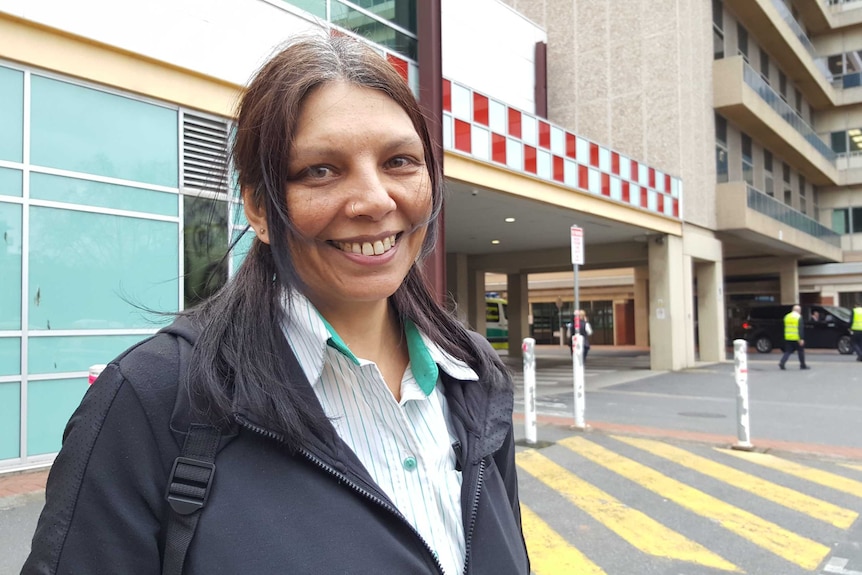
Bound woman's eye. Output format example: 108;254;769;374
307;166;332;179
386;156;414;169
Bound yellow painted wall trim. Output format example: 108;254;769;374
0;13;241;117
444;152;682;237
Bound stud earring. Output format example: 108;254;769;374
259;228;266;235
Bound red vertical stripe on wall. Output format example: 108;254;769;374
442;79;451;112
454;119;471;153
621;181;630;203
386;54;409;83
640;187;648;207
590;143;599;167
601;173;610;196
649;168;656;189
492;133;506;164
674;200;680;218
524;145;537;173
539;121;551;149
553;155;564;182
473;93;489;126
611;152;620;175
578;165;589;189
666;174;673;194
508;108;521;138
566;133;576;158
657;193;665;214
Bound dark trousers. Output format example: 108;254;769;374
779;341;806;368
852;331;862;358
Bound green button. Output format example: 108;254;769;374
403;456;417;471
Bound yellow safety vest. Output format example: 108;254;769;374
853;308;862;332
783;312;800;341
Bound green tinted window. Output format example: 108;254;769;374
0;66;24;162
351;0;416;33
0;381;20;460
331;0;417;59
27;378;89;455
0;167;23;198
282;0;326;17
30;76;179;186
31;172;179;216
184;195;228;308
0;338;20;376
0;202;22;330
28;334;149;374
29;206;178;330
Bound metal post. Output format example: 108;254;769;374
732;339;753;450
522;338;537;445
572;333;586;430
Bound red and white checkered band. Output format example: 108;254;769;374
441;78;682;220
382;51;419;96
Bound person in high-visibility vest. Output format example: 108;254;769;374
779;304;809;370
851;304;862;361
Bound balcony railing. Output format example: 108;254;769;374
746;185;841;246
769;0;835;83
742;62;838;163
826;0;862;8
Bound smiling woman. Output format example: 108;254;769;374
23;33;529;575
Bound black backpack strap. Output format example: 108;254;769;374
162;423;221;575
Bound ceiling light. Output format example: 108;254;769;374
491;239;501;245
853;135;862;141
850;129;861;136
504;217;516;223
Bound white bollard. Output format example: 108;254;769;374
732;339;753;450
572;333;586;430
522;338;537;445
88;364;107;385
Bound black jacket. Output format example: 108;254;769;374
23;317;529;574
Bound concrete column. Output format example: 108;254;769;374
648;235;687;371
445;253;470;323
467;268;486;337
633;266;650;346
778;257;799;304
683;254;695;366
506;272;529;360
696;260;725;362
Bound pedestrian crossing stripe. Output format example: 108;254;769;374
718;449;862;498
519;504;607;575
839;462;862;473
516;449;741;572
614;435;858;529
560;436;831;571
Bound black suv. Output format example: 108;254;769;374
742;304;854;354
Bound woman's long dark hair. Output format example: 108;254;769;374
185;33;507;448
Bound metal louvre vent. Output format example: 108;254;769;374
182;112;230;193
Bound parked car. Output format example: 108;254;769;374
742;304;854;354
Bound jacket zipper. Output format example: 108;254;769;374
234;414;448;575
462;458;485;575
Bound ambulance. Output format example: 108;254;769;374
485;295;509;350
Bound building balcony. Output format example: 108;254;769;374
716;182;842;262
724;0;835;108
714;56;839;186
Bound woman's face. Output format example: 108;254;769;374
284;81;432;312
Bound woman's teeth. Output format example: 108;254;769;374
337;234;397;256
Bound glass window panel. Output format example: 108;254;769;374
184;196;228;309
281;0;325;18
853;207;862;233
713;29;724;60
27;378;89;456
331;0;417;60
0;381;20;460
0;66;24;162
30;172;178;216
0;202;22;330
712;0;723;29
29;206;178;330
764;149;773;172
716;146;728;183
0;167;23;198
715;114;727;145
828;54;844;78
30;76;179;187
28;334;147;374
833;208;848;234
760;49;770;82
765;174;774;197
349;0;416;33
741;134;752;163
742;161;754;186
737;24;748;60
832;131;848;153
0;338;20;376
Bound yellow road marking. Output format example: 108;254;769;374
561;437;830;571
615;436;858;529
839;463;862;473
719;449;862;498
516;449;740;572
520;504;607;575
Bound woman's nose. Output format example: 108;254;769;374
348;167;396;220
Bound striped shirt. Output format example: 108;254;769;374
281;291;478;575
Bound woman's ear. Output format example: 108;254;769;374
242;186;270;245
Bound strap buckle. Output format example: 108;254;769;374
165;456;216;515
